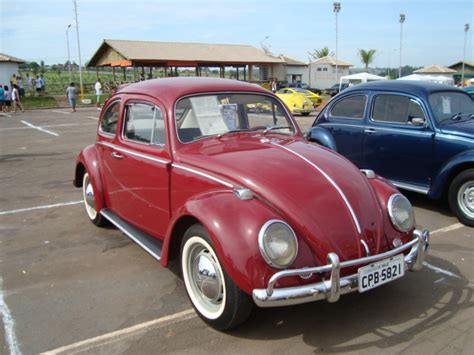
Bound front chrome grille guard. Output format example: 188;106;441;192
252;229;429;307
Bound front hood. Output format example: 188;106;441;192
177;135;388;263
440;120;474;140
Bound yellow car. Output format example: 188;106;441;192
276;88;315;115
295;88;323;108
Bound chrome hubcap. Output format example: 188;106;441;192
458;181;474;218
192;251;222;302
83;173;97;220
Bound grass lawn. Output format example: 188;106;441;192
21;96;58;109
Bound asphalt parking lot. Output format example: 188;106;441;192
0;108;473;354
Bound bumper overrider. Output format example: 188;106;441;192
252;229;429;307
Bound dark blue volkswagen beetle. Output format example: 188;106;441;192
309;81;474;226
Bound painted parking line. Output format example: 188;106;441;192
423;262;463;279
0;122;96;132
51;110;71;115
0;200;82;216
88;116;99;120
0;277;21;355
0;113;12;118
430;223;465;236
40;309;196;354
20;120;59;137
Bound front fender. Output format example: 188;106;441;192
429;149;474;199
73;144;106;213
307;126;338;151
161;190;315;295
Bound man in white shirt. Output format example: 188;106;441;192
95;79;102;109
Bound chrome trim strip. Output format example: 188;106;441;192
97;141;170;165
436;134;473;144
390;180;429;194
273;143;362;234
100;210;161;262
171;163;234;188
360;239;370;256
365;125;432;136
253;229;429;307
319;122;364;129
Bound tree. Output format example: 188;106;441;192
358;49;377;72
29;61;40;75
308;47;335;60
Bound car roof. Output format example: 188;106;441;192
342;80;465;97
116;77;270;103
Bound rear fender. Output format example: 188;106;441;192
161;191;315;294
73;144;106;213
306;126;338;151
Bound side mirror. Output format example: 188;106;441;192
411;117;426;127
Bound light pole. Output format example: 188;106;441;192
461;23;470;86
66;24;72;83
334;2;341;85
73;0;84;100
399;13;405;78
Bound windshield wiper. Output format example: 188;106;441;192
216;128;260;139
262;126;292;135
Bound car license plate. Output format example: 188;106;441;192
358;254;404;293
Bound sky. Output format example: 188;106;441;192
0;0;473;68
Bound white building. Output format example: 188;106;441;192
271;56;309;84
413;64;457;80
308;56;352;89
0;53;25;87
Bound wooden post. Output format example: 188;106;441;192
123;67;126;81
95;67;99;79
249;64;253;81
243;66;247;81
113;66;116;82
149;67;153;79
236;67;239;80
222;65;225;79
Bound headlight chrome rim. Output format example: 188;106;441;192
258;219;298;269
388;194;415;233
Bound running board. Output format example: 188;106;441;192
100;208;162;261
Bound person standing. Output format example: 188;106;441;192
35;75;42;96
3;85;11;112
271;78;278;93
66;82;77;113
11;84;25;113
17;76;25;97
40;74;46;95
94;78;102;109
0;85;4;113
10;74;18;88
26;73;33;95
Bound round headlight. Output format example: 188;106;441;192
258;220;298;269
388;194;415;232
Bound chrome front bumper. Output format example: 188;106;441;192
252;229;429;307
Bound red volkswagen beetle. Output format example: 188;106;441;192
74;78;429;330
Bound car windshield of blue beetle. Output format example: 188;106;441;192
429;92;474;124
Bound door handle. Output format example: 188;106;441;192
111;151;124;159
364;128;377;135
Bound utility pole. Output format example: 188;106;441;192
461;23;470;86
73;0;84;100
334;2;341;85
66;24;72;83
399;13;405;78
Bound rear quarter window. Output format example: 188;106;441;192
330;95;367;119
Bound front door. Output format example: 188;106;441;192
363;93;434;188
320;94;368;166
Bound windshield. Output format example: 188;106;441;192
429;92;474;124
175;93;295;143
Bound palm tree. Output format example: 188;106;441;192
358;49;377;72
309;47;335;60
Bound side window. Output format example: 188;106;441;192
100;101;120;135
330;95;367;119
123;103;166;145
372;95;424;124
